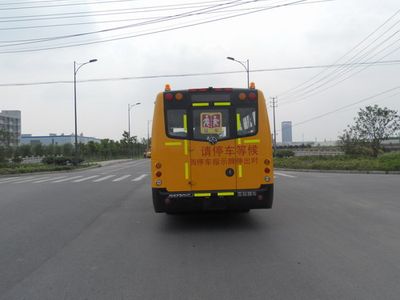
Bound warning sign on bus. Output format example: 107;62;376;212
200;112;222;134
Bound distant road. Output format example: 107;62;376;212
0;161;399;299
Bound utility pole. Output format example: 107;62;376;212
271;97;278;152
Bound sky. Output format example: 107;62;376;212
1;0;400;143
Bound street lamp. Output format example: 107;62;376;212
73;58;97;161
128;102;141;158
226;56;250;88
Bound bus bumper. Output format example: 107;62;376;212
152;185;273;213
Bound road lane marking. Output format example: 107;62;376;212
34;176;67;183
53;176;83;183
132;174;148;181
73;175;100;182
93;175;116;182
0;176;35;184
12;176;50;184
275;172;296;178
113;175;131;182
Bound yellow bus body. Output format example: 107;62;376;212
151;86;274;213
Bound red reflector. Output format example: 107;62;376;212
155;163;162;169
155;171;162;177
249;92;257;100
165;93;173;101
264;168;270;173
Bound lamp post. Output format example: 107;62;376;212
226;56;249;88
73;59;97;161
128;102;141;158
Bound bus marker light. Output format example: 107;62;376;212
155;171;162;177
249;92;257;100
156;179;162;186
264;176;270;182
175;93;183;101
165;93;173;101
250;82;256;89
264;167;270;173
165;84;171;91
155;162;162;169
239;92;247;100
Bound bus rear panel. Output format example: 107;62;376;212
151;86;274;213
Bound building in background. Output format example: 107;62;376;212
0;110;21;146
281;121;292;144
21;133;100;145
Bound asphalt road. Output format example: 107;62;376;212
0;160;399;300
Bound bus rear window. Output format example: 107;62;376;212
193;108;230;141
237;107;257;137
166;109;187;138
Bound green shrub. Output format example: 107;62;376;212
274;149;295;158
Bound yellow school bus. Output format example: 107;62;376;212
151;83;274;213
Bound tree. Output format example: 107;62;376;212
339;105;400;157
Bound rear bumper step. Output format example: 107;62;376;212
152;185;273;213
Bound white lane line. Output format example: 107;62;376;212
73;175;100;182
132;174;148;182
93;175;116;182
34;176;67;183
103;160;148;173
12;176;50;184
275;172;296;178
0;176;34;184
53;176;83;183
112;175;131;182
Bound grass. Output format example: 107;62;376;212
274;152;400;172
0;162;97;175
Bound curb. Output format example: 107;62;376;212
275;168;400;175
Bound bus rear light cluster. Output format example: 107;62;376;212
164;92;184;102
238;92;257;101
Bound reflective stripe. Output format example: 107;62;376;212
238;165;243;178
218;192;234;196
192;103;209;107
164;142;182;146
194;193;211;197
184;140;189;155
184;162;189;180
214;102;231;106
236;113;242;130
237;138;242;145
244;139;260;144
183;114;187;132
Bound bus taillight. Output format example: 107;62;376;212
249;92;257;100
165;93;173;101
175;93;183;101
264;167;271;174
155;171;162;177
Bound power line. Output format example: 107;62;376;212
291;85;400;128
1;59;399;87
278;8;400;101
0;0;334;54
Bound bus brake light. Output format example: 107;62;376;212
165;93;173;101
249;92;257;100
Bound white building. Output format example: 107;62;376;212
0;110;21;146
281;121;292;144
